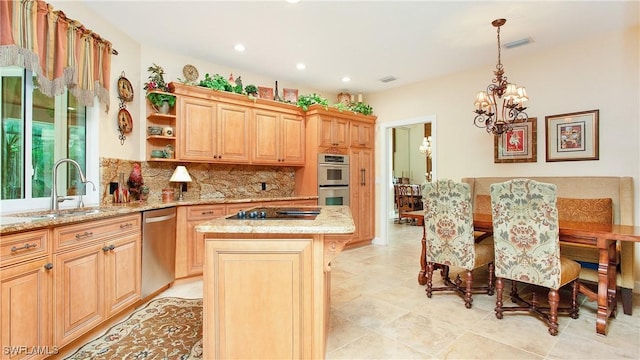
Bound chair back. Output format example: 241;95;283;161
490;179;561;289
423;179;475;270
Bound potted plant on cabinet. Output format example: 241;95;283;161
245;84;258;97
144;63;176;114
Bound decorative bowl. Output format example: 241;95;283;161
147;126;163;136
150;149;166;158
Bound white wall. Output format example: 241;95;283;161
369;26;640;290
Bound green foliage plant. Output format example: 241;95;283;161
144;63;169;92
296;93;329;112
348;101;373;115
147;92;176;108
143;63;176;108
244;84;258;96
199;73;232;91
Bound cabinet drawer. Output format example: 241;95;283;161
0;229;49;267
186;204;226;221
53;214;141;252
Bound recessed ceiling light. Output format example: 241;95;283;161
286;0;300;4
296;63;306;70
342;76;351;83
234;43;246;52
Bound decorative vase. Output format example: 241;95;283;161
158;101;170;114
273;81;282;102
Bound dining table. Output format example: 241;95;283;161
407;209;640;336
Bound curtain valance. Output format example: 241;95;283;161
0;0;112;111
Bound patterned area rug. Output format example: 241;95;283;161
64;297;203;360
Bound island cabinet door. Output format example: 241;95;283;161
203;238;313;359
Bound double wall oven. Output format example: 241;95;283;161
318;154;349;206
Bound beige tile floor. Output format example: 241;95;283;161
67;221;640;359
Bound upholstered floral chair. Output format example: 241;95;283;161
490;179;581;335
422;179;494;309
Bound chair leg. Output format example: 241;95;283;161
548;289;560;336
621;287;633;315
495;277;504;319
487;262;495;296
570;280;580;319
464;270;473;309
426;262;434;298
509;280;519;303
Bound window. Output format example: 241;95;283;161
1;66;99;213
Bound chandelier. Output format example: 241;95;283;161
474;19;529;135
419;136;432;158
419;136;432;182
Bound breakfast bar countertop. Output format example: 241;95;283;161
195;205;355;234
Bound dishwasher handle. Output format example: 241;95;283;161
144;212;176;224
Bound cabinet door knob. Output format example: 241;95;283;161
44;263;54;270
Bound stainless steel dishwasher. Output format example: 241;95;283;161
141;207;177;298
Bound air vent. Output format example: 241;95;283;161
379;76;397;83
504;37;533;49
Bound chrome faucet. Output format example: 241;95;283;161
50;158;96;211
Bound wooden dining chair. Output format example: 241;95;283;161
422;179;494;309
490;179;581;335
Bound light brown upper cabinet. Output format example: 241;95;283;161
252;109;305;166
178;97;250;163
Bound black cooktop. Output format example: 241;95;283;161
226;207;321;220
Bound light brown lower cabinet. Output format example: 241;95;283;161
203;236;319;359
0;256;53;360
53;214;141;348
175;204;226;278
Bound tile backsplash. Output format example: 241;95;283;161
100;158;296;204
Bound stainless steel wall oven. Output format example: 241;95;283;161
318;154;349;206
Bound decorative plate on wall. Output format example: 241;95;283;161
118;108;133;133
117;75;134;102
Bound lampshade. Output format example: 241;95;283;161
169;166;192;183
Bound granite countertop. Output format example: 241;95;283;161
0;195;317;235
195;205;355;234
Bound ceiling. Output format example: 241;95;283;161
80;1;639;95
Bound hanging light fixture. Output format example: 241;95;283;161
419;136;432;158
474;19;529;135
419;136;433;182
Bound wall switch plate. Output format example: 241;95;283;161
109;182;118;194
261;182;266;191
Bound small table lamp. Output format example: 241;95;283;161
169;166;192;201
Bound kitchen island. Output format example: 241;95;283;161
195;205;355;359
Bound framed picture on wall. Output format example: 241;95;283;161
494;117;537;163
545;109;599;162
